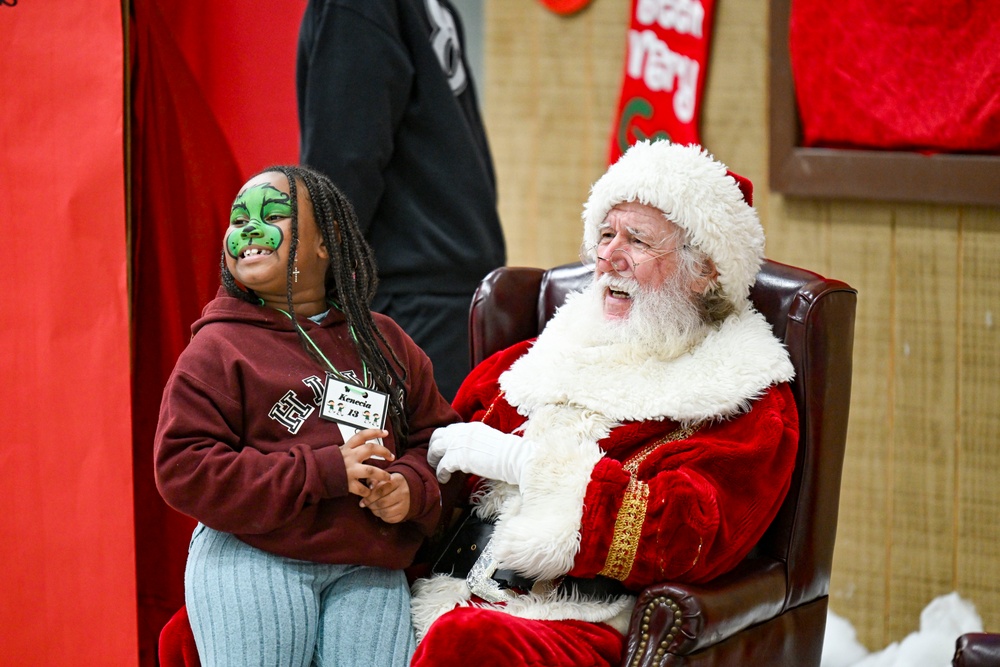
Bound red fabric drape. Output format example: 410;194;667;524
130;2;302;663
790;0;1000;153
1;0;136;663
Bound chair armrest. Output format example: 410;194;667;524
620;558;788;667
953;633;1000;667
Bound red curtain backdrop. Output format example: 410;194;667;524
0;1;137;664
130;2;303;663
790;0;1000;153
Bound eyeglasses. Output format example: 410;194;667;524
579;241;686;278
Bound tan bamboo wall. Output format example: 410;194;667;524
482;0;1000;651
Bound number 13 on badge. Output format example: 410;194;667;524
320;379;390;450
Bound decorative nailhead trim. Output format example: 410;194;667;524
629;596;682;667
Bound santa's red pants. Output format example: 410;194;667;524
411;606;625;667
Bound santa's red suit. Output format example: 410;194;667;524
410;283;798;666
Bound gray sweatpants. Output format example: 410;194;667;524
185;524;416;667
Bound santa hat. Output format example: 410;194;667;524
582;140;764;310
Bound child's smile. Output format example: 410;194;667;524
240;246;274;258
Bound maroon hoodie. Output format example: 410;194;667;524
154;293;460;568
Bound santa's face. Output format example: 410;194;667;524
594;202;690;321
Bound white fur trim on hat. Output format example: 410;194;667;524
582;141;764;309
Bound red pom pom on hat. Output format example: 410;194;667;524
726;169;753;207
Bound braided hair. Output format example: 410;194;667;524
221;165;410;449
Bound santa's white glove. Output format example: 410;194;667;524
428;422;537;485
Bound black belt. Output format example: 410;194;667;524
430;511;631;601
492;570;630;600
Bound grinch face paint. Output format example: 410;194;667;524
225;184;291;259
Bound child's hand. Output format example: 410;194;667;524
361;473;411;524
341;428;393;498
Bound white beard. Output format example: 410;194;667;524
500;272;794;424
580;271;711;361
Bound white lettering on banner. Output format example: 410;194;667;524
635;0;705;38
626;29;699;123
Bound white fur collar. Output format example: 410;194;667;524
500;289;794;425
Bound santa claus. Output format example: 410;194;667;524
411;140;799;667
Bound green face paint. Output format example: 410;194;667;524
225;184;291;259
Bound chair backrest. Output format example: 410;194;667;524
468;260;857;611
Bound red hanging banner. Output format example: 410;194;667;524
608;0;717;163
537;0;594;14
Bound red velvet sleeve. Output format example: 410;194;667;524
568;383;799;588
452;340;534;425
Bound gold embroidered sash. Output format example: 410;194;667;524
597;423;700;581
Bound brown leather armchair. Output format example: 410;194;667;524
468;260;858;667
953;633;1000;666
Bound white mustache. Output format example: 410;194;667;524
596;273;639;294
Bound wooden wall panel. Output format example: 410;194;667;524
956;207;1000;632
701;0;768;214
889;206;960;640
764;197;830;272
484;0;627;268
826;202;895;648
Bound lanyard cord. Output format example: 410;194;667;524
276;307;371;388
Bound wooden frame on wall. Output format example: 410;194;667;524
768;0;1000;207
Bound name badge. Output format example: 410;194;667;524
320;378;389;432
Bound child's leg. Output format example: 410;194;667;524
314;565;416;667
184;524;320;667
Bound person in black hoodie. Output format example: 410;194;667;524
297;0;506;401
155;165;460;666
